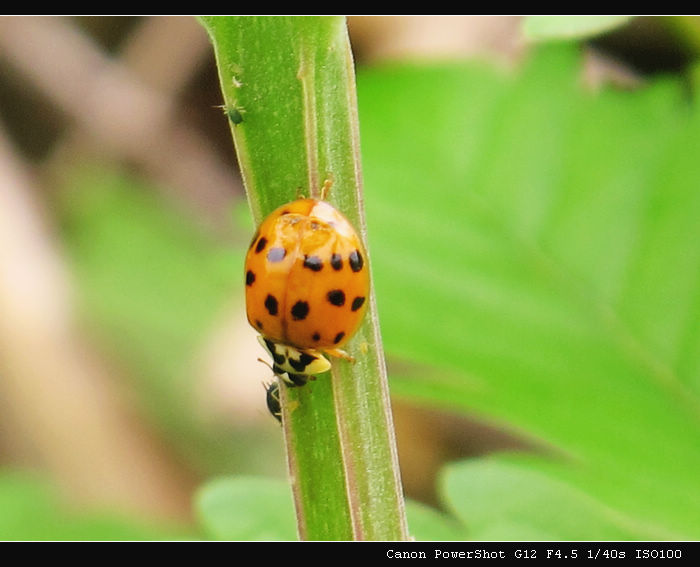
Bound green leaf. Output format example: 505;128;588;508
59;164;244;471
442;457;661;540
359;45;700;539
523;16;633;41
404;500;465;541
196;477;298;540
0;470;187;540
196;475;463;541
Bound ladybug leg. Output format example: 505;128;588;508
323;348;355;363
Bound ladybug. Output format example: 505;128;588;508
245;184;369;387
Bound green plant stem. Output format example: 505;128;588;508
200;15;408;541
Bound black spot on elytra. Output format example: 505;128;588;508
255;319;263;330
246;270;255;286
351;296;366;312
330;253;343;270
255;237;267;253
291;301;310;320
349;249;364;272
303;255;323;271
333;331;345;345
264;294;279;316
267;247;286;262
327;289;345;306
312;332;321;342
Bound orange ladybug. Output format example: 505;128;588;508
245;187;369;387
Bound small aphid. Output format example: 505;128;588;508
225;106;245;125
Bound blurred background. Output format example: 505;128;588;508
1;16;699;539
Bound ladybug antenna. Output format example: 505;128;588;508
257;357;275;373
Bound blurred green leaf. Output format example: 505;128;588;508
195;475;463;541
661;16;700;57
359;44;700;539
195;477;298;540
404;500;465;541
0;470;188;540
442;456;660;540
523;16;633;41
59;165;247;471
62;166;239;388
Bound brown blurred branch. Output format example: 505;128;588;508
119;16;210;93
348;16;525;63
0;119;196;520
0;16;240;233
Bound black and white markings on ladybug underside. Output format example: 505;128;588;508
258;336;331;387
